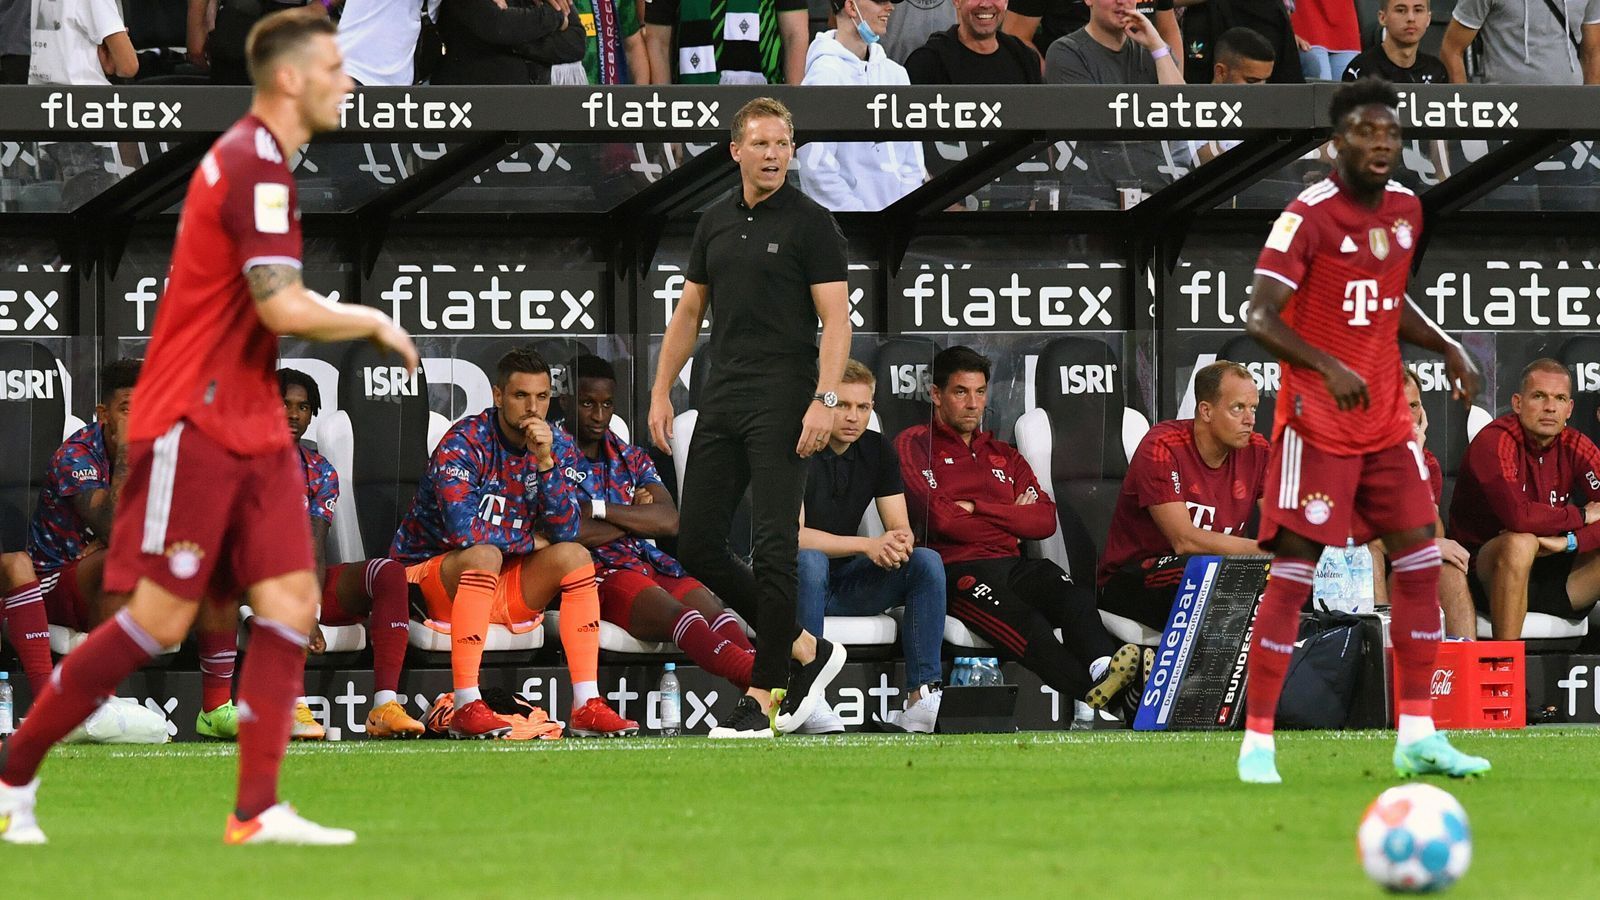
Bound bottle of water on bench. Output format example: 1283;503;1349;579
659;663;681;737
974;658;1002;687
0;672;12;736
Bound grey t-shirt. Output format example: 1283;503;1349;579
1452;0;1600;84
1;0;31;56
882;0;956;65
1044;28;1158;84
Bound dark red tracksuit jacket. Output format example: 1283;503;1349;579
1449;414;1600;555
894;417;1057;564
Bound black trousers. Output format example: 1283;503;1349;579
677;399;808;690
946;556;1121;701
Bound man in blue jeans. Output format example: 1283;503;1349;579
798;360;946;732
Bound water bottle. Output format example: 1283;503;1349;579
949;658;970;687
0;672;12;736
974;658;1003;687
1344;539;1376;613
658;663;681;737
986;657;1006;686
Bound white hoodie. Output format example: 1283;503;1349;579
799;31;927;212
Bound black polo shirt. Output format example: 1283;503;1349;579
1341;47;1448;84
686;181;847;412
803;430;905;539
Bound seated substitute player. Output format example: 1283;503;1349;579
27;358;244;741
1238;78;1488;784
1097;360;1270;631
556;355;759;694
1449;359;1600;640
279;368;424;739
896;345;1141;714
390;347;638;740
797;359;946;733
1368;367;1474;639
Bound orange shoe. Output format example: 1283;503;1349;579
423;693;454;736
481;688;563;741
569;697;639;738
365;700;425;739
291;702;326;741
448;698;511;740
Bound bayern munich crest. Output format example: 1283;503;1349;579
1301;493;1334;526
1393;219;1414;250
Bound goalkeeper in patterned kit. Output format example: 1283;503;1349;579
389;347;638;740
279;369;424;739
1;7;419;846
1237;78;1488;784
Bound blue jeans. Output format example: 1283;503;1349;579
796;547;945;689
1299;47;1359;81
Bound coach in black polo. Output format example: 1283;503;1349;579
648;97;853;739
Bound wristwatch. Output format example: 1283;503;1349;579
813;391;838;408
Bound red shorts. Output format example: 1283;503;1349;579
103;421;313;602
41;560;90;631
319;558;405;625
1259;426;1436;548
596;567;705;631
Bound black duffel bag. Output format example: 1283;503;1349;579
1276;610;1366;729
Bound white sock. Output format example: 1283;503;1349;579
573;681;600;705
454;686;482;706
1397;714;1437;746
1088;656;1111;681
373;690;398;707
1241;729;1275;756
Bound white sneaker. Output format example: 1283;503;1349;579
897;689;942;734
224;802;356;846
0;778;47;845
793;701;844;735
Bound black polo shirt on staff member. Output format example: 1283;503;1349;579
675;177;848;694
688;182;849;412
803;429;904;545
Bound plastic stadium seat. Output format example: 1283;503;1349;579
1474;613;1588;642
941;615;995;651
407;619;545;653
0;343;69;554
871;336;939;443
822;614;897;646
49;624;179;658
1011;336;1149;582
1098;610;1163;647
240;604;367;654
545;609;674;655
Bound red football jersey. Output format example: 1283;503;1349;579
1097;419;1270;585
1253;175;1421;456
127;114;301;457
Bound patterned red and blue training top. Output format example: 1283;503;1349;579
557;429;685;577
299;445;339;526
388;408;580;563
27;423;110;574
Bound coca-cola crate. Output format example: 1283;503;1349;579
1389;641;1525;730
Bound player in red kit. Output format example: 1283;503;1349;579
0;8;417;846
1236;79;1488;784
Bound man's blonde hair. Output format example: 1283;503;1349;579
731;97;794;143
841;359;875;388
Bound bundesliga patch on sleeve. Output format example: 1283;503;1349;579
1265;211;1303;253
254;182;291;235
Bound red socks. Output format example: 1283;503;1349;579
710;611;754;652
198;628;237;713
1243;558;1316;735
672;609;754;690
362;560;409;696
1;609;157;787
1389;542;1444;718
2;581;53;695
234;617;308;821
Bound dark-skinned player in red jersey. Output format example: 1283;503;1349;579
1237;78;1489;785
0;7;417;846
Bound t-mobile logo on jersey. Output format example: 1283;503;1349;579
1342;279;1399;326
476;494;525;531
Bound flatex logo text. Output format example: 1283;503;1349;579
41;92;181;129
868;93;1001;129
1396;91;1517;128
1108;92;1242;128
583;93;718;128
340;93;472;130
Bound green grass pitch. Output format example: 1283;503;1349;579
8;729;1599;898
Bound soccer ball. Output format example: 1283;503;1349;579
1357;783;1472;893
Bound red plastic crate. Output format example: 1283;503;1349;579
1389;641;1526;729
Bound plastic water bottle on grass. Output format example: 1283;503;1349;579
659;663;681;737
0;672;12;735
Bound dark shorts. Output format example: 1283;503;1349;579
103;421;313;602
1259;427;1435;549
1468;553;1578;619
1098;555;1192;631
41;560;90;631
596;567;705;632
